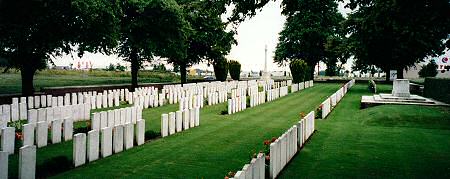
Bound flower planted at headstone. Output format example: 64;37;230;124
315;104;323;119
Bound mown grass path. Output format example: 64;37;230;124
279;84;450;178
44;83;340;178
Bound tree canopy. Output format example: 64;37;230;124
346;0;450;79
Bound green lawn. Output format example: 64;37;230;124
6;83;340;178
279;84;450;178
0;70;180;94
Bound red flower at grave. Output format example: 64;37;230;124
265;155;270;161
300;112;306;118
263;140;271;146
271;137;277;143
319;104;323;109
15;132;23;140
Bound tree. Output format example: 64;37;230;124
289;59;308;83
168;0;236;84
117;0;188;90
106;63;116;71
418;61;438;78
213;57;228;81
324;35;350;76
228;60;241;80
346;0;450;80
0;0;121;95
275;0;344;79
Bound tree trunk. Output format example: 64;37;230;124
385;69;390;81
130;48;139;92
180;61;187;85
20;65;37;96
396;68;404;79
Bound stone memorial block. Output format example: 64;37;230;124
100;127;113;158
20;97;26;104
46;107;54;124
100;111;107;129
27;97;34;109
2;105;11;122
37;108;45;122
102;94;108;108
135;120;145;146
73;133;86;167
51;119;62;144
107;110;115;127
1;127;15;154
113;125;124;153
91;113;100;131
52;97;58;108
195;107;200;126
71;93;77;105
40;95;47;108
168;112;176;135
114;110;121;126
83;103;90;120
36;121;48;148
159;93;164;106
125;107;132;124
22;124;35;147
183;110;190;130
108;94;113;107
161;114;169;137
119;108;126;125
227;99;232;114
19;102;27;120
137;107;142;122
87;130;99;162
114;93;120;107
64;118;73;141
64;94;71;106
34;96;40;108
189;108;195;128
46;95;52;107
131;107;137;124
27;109;37;124
175;111;183;132
11;103;19;121
269;142;277;178
90;96;96;109
392;79;410;97
0;151;8;179
234;171;244;179
57;96;63;107
19;145;36;179
124;123;134;150
96;94;102;109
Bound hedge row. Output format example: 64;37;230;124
423;78;450;104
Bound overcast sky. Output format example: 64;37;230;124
54;0;352;72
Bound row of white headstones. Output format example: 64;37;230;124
230;80;354;179
161;107;200;137
321;79;356;119
0;80;293;179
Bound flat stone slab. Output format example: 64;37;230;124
361;95;449;108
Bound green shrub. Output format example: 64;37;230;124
419;61;438;78
289;59;308;83
228;60;241;80
213;58;228;81
424;78;450;104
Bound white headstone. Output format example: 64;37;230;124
73;133;86;167
0;151;8;179
51;119;62;144
100;127;113;158
87;130;99;162
19;145;36;179
107;110;115;127
113;125;124;153
168;112;176;135
100;111;107;129
135;120;145;146
161;114;169;137
36;121;48;148
19;102;27;120
22;124;35;147
1;127;15;154
175;111;183;132
124;123;134;150
183;110;190;130
64;118;73;141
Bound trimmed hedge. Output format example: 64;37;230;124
213;58;228;81
289;59;308;83
424;78;450;104
228;60;241;80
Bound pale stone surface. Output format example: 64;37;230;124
51;119;62;144
1;127;15;154
34;96;40;109
11;103;19;121
2;105;11;122
243;164;252;179
96;94;102;109
58;96;64;107
19;145;36;179
161;114;169;137
195;107;200;126
120;108;126;125
27;109;37;124
87;130;99;162
64;118;73;141
135;120;145;146
84;104;90;120
113;125;124;153
27;97;34;109
257;153;265;179
64;94;70;106
73;133;86;167
392;79;410;97
114;110;121;126
37;108;45;122
131;107;137;124
101;127;113;158
169;112;176;135
183;110;190;130
125;107;132;124
19;102;27;120
269;142;277;179
36;121;48;148
100;111;107;129
102;94;108;108
234;171;244;179
22;124;35;147
189;108;195;128
46;107;54;124
107;110;115;127
175;111;183;132
53;107;61;121
123;123;134;150
92;113;100;131
0;151;8;179
52;97;58;108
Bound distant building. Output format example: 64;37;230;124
404;50;450;79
